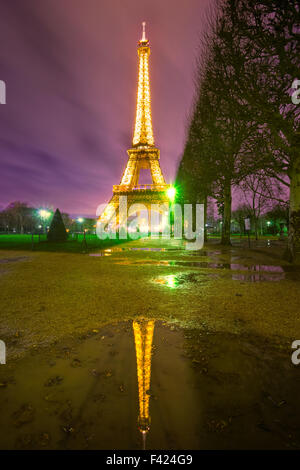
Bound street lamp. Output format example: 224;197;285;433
166;186;176;236
76;217;84;240
39;209;51;234
77;218;88;252
166;186;176;202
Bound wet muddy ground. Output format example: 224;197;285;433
0;321;299;449
0;238;299;449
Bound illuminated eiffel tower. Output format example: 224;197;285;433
133;319;155;449
99;23;170;227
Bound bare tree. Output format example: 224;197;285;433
240;172;285;239
217;0;299;260
4;201;35;233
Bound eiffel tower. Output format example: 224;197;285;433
133;319;155;449
99;22;171;227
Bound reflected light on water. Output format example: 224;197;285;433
154;274;179;289
133;319;155;449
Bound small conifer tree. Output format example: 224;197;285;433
47;208;68;242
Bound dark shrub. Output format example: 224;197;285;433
47;208;68;242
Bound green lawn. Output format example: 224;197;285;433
0;233;131;253
0;232;283;253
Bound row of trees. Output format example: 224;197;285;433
216;203;288;238
176;0;299;261
0;201;96;234
204;196;288;238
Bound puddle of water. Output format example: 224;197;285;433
0;321;204;449
89;252;299;283
129;247;166;252
176;262;285;272
153;270;287;287
153;273;216;288
232;264;284;273
231;273;285;282
189;250;222;256
113;258;288;276
115;259;172;266
0;320;298;450
89;247;168;257
89;253;111;257
154;275;183;288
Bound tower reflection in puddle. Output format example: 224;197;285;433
132;319;155;449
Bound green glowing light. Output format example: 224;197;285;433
166;186;176;202
77;217;84;223
39;209;51;219
165;275;178;289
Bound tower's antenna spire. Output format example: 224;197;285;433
142;21;146;42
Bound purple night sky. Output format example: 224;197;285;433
0;0;211;216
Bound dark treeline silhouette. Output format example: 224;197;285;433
0;201;96;234
176;0;299;262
